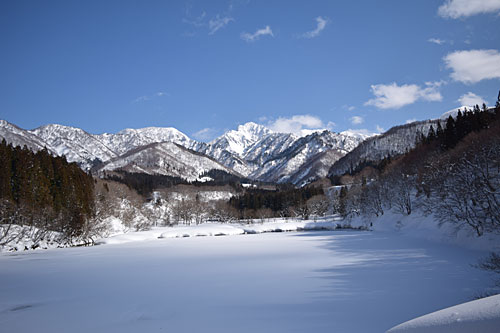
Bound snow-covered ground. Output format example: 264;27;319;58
0;229;496;333
387;293;500;333
95;219;343;245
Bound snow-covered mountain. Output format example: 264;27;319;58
209;122;272;157
0;119;368;185
0;120;57;154
31;124;119;169
99;142;235;181
250;130;365;184
96;126;195;156
328;119;442;177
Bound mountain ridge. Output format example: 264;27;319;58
0;119;368;185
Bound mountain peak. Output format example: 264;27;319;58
211;122;272;156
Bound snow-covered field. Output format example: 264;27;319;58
0;229;496;333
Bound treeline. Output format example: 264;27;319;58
104;170;187;196
0;141;95;244
334;97;500;237
419;103;496;149
104;169;249;197
229;186;326;219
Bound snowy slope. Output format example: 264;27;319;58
99;142;236;181
31;124;119;169
328;120;442;177
209;122;272;157
251;131;365;183
96;126;195;156
0;120;56;154
387;294;500;333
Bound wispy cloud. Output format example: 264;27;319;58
457;92;487;106
428;38;445;45
406;118;417;124
438;0;500;19
365;82;443;109
192;127;219;142
443;49;500;84
182;10;207;28
241;26;274;42
182;3;235;36
133;91;168;103
350;116;364;125
208;15;234;35
299;16;328;39
375;125;385;133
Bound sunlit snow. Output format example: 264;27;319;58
0;229;494;333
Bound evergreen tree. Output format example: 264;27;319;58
426;125;436;143
443;116;457;149
436;121;444;140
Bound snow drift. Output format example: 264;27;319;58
387;294;500;333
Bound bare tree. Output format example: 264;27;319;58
306;194;329;218
360;182;384;217
210;200;238;223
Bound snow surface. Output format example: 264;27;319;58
347;210;500;252
387;294;500;333
0;228;495;333
94;220;342;245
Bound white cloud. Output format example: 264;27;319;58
350;116;364;125
133;91;168;103
300;16;328;39
457;92;487;106
326;121;336;130
428;38;445;45
365;82;443;109
266;115;325;135
406;118;417;124
208;15;234;35
342;128;376;138
241;26;274;42
375;125;385;133
192;127;219;142
443;49;500;84
134;96;150;103
342;105;356;111
438;0;500;19
182;10;207;28
183;2;237;36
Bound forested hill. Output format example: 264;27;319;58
332;102;500;238
0;140;95;240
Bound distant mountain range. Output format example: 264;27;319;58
2;115;451;186
0;119;375;185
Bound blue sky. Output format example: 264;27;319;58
1;0;499;141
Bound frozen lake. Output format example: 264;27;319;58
0;230;493;332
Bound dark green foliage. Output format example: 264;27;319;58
421;107;498;150
332;155;392;179
427;125;436;142
229;186;324;217
105;169;249;196
0;141;94;238
196;169;249;185
105;171;186;196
